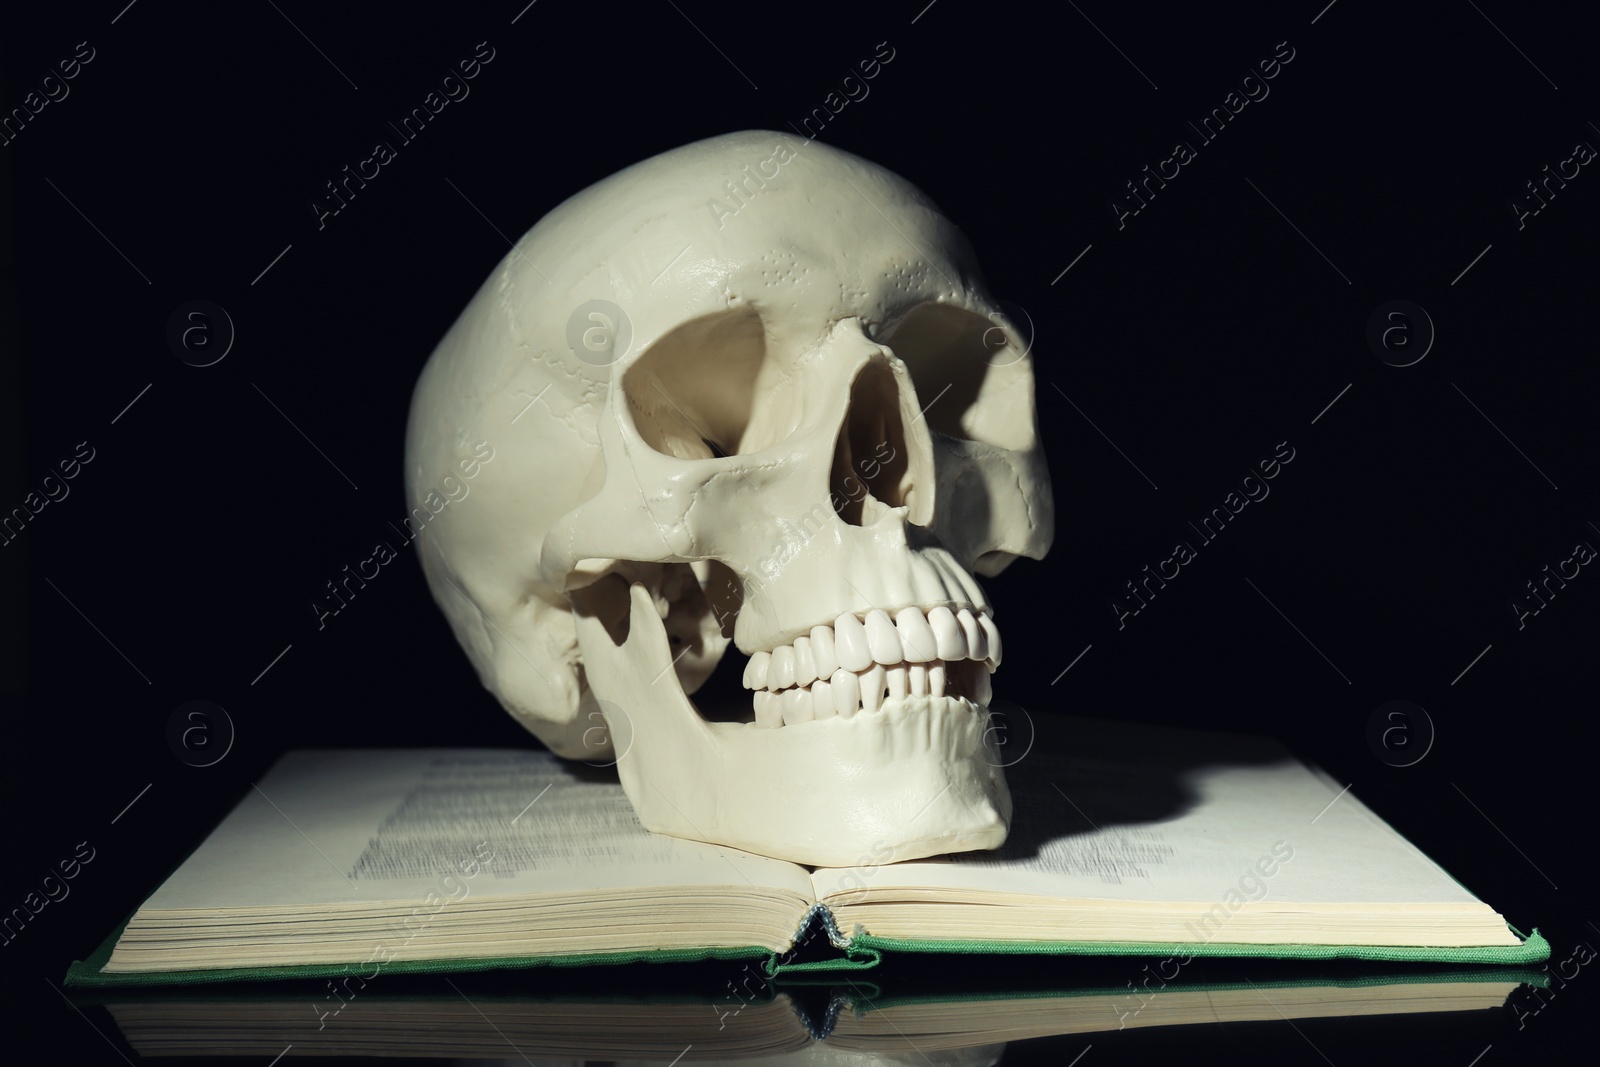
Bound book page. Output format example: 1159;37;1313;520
811;715;1485;909
143;749;813;912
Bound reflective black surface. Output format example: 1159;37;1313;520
62;956;1561;1063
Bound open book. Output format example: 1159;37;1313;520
65;714;1544;986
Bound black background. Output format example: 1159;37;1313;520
2;0;1595;1062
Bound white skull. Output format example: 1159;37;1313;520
406;131;1053;866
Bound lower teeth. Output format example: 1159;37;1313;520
748;659;990;727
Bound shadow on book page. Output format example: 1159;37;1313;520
983;713;1295;863
90;968;1542;1060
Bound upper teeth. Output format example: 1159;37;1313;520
742;606;1000;727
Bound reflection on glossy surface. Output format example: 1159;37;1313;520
89;968;1540;1061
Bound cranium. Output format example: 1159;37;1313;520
406;131;1053;866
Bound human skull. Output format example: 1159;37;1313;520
406;131;1053;866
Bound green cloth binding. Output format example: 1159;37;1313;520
64;903;1547;988
826;924;1550;969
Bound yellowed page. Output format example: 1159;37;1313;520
143;749;814;912
812;716;1488;912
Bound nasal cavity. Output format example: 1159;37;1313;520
831;360;914;526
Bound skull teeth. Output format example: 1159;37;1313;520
742;605;999;727
749;661;991;727
747;605;999;690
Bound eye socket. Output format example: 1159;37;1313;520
881;302;1037;452
624;309;770;459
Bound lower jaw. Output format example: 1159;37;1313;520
572;582;1013;867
